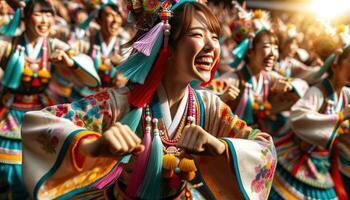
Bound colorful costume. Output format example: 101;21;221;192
22;86;277;200
270;79;349;199
0;33;100;199
21;0;277;199
211;65;308;134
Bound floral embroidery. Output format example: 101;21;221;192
43;91;112;133
251;143;276;199
36;128;59;154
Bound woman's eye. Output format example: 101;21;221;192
33;12;41;17
191;33;203;37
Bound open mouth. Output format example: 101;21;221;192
37;25;49;33
195;55;214;71
264;57;275;67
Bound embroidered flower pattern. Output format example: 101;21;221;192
36;128;59;154
251;143;277;199
43;91;112;133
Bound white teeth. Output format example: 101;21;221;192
196;57;213;63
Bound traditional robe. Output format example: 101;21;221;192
21;86;277;200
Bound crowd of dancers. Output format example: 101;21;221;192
0;0;349;199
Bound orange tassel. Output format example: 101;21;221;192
162;154;178;178
178;158;197;181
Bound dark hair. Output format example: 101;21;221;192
328;46;350;77
338;46;350;64
251;29;278;50
97;4;121;20
169;2;222;49
125;2;222;49
24;0;55;19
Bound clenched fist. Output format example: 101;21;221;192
50;49;75;68
177;124;225;155
79;122;144;157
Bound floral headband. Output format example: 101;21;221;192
117;0;197;108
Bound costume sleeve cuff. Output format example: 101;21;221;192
70;52;101;87
70;131;101;172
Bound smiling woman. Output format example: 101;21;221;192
21;1;277;200
215;29;308;131
0;0;100;199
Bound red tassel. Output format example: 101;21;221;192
129;47;169;107
331;141;349;200
32;77;41;87
103;74;111;84
291;152;310;176
200;60;219;87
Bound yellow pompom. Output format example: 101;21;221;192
67;50;77;57
263;101;272;110
163;154;178;170
99;63;110;71
253;102;259;110
180;171;196;181
338;127;344;135
337;24;346;34
253;10;264;19
38;69;51;79
23;67;33;76
178;158;196;172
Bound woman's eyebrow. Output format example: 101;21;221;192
187;27;206;31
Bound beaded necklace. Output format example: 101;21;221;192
21;36;51;87
144;86;199;182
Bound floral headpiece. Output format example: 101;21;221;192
117;0;197;108
78;0;121;30
313;22;350;79
229;6;272;68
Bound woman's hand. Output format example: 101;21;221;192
220;84;240;102
50;49;75;68
271;79;292;93
111;54;123;66
79;122;144;157
250;131;272;143
177;124;225;155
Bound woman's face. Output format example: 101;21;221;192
26;4;54;38
0;0;9;15
334;54;350;85
250;36;279;71
171;12;220;83
99;6;122;37
284;39;298;57
75;10;88;25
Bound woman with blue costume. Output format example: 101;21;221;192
269;24;350;200
21;1;277;199
211;23;308;134
0;0;100;199
50;0;131;102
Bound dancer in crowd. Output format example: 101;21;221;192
270;36;350;199
0;0;99;199
275;23;322;85
213;29;308;133
21;1;277;199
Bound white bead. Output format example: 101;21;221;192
152;118;158;123
104;58;111;66
145;116;151;122
145;126;151;131
30;63;39;71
